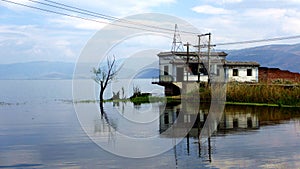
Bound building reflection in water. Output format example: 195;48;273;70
159;103;260;139
159;103;260;161
92;100;300;163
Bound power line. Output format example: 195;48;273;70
1;0;108;24
215;35;300;46
1;0;177;34
37;0;300;45
2;0;300;46
43;0;120;21
42;0;198;35
28;0;118;21
1;0;200;35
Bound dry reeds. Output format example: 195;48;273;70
226;83;300;106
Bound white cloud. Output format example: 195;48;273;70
0;0;39;11
0;24;87;63
243;8;286;19
49;16;107;30
188;5;300;49
282;18;300;34
210;0;243;5
3;0;300;62
201;0;242;6
191;5;232;15
125;0;176;12
241;8;300;34
60;0;176;16
266;0;300;4
223;0;243;3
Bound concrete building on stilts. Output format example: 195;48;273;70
152;26;260;96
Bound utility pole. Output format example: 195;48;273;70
197;35;201;83
184;42;190;81
195;33;211;83
207;33;211;84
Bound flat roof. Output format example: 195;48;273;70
224;61;260;67
157;51;228;57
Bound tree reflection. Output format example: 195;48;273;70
93;100;300;162
93;103;116;144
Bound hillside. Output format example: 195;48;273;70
1;43;299;79
0;61;74;79
226;43;300;73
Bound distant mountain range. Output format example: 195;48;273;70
226;43;300;73
0;43;299;79
0;61;74;80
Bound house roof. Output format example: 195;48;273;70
224;61;260;67
170;59;224;64
157;51;228;57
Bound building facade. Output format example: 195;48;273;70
153;51;260;95
224;61;260;83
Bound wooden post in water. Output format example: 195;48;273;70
187;133;190;155
208;137;212;162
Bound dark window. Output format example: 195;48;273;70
216;69;220;76
233;118;239;128
164;113;169;124
199;68;208;75
233;69;238;76
164;66;168;75
199;63;208;75
247;117;253;128
247;69;252;76
188;63;198;75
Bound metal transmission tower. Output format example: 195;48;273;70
171;24;184;52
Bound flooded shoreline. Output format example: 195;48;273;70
1;80;300;168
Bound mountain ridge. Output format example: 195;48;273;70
226;43;300;73
0;43;299;79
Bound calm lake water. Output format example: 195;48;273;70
1;80;300;168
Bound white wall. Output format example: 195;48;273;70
227;67;258;82
159;56;259;83
183;74;208;82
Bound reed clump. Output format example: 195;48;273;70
226;83;300;106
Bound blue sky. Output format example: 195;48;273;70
1;0;300;63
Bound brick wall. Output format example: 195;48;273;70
259;67;300;83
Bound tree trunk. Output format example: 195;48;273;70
99;81;104;103
99;89;104;103
99;102;105;118
99;89;105;119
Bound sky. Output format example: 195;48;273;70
1;0;300;63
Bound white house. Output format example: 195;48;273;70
224;61;260;83
153;51;260;96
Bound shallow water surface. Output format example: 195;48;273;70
1;80;300;168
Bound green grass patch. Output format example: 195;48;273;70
225;102;279;107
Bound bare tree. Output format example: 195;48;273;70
92;55;118;103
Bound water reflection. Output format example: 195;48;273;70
94;104;116;144
87;100;300;166
160;103;300;137
157;102;300;164
159;103;259;140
